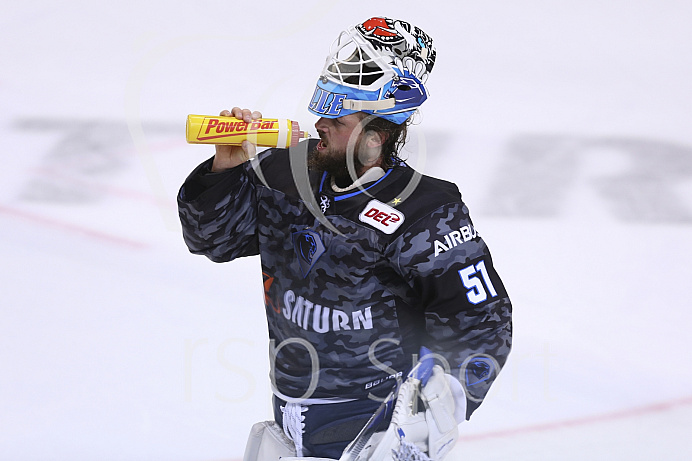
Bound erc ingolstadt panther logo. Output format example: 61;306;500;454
292;229;326;278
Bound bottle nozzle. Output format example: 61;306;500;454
290;122;309;147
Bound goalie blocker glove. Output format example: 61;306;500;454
343;349;465;461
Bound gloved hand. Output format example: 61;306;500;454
359;363;462;461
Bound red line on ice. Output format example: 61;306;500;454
460;394;692;442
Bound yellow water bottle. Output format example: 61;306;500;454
186;114;308;148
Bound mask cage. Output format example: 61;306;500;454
323;29;394;90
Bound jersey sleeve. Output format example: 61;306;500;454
387;200;513;419
177;157;259;262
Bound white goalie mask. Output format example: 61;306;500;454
308;17;436;125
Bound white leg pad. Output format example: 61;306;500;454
243;421;296;461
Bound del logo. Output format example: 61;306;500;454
359;200;405;234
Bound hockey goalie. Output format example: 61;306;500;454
178;15;512;461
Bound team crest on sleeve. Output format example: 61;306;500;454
292;229;326;278
465;357;495;386
359;199;405;234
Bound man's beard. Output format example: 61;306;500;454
308;144;365;188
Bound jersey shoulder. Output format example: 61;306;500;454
379;166;465;236
397;172;462;212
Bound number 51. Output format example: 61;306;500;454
458;260;498;304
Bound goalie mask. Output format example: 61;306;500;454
308;17;436;125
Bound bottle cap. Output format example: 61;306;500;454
290;121;309;147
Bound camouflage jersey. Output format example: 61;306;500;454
178;139;512;418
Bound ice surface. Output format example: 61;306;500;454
2;1;691;460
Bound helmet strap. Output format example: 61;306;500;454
343;98;396;111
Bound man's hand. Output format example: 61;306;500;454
211;107;263;172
